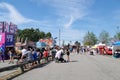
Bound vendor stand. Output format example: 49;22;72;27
0;22;17;60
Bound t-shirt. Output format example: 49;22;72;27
33;51;37;60
43;51;48;57
55;49;63;59
26;51;33;61
22;49;27;56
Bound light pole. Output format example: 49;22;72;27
59;29;61;47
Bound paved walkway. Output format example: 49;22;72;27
0;60;15;68
0;60;17;78
12;53;120;80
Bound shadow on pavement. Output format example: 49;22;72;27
69;60;78;63
9;61;52;80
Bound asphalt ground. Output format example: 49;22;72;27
12;53;120;80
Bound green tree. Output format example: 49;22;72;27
15;28;52;42
15;29;22;41
45;32;52;38
99;30;110;44
83;31;97;46
74;41;81;47
39;31;45;39
114;32;120;41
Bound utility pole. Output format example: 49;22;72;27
59;29;60;47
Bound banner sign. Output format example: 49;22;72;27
5;33;14;46
0;21;17;34
4;22;10;33
9;22;15;34
0;21;16;47
0;33;5;45
38;38;54;47
0;33;14;47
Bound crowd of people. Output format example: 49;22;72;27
0;45;105;65
0;45;74;65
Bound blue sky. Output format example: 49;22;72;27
0;0;120;45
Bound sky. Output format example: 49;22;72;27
0;0;120;45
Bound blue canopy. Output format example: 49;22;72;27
113;41;120;45
36;42;46;48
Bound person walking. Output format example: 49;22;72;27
66;48;70;62
8;49;14;64
0;51;4;62
20;47;28;63
43;48;49;62
25;48;34;68
51;47;57;61
36;48;41;64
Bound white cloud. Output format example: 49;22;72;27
30;0;94;43
0;2;39;24
64;15;74;28
30;0;94;28
53;28;86;45
61;28;86;40
0;1;94;43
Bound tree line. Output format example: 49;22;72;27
15;28;52;42
83;30;120;46
15;28;120;46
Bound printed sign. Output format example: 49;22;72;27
0;22;17;34
9;22;15;33
5;33;14;46
4;22;10;33
0;33;5;45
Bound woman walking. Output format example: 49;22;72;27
8;49;14;64
66;48;70;62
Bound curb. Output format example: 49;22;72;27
0;61;51;80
